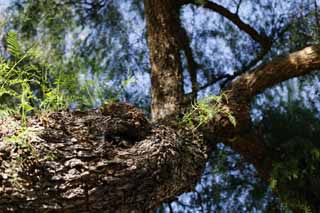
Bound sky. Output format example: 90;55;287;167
0;0;10;21
0;0;10;10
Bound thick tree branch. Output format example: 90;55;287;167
220;47;270;89
0;103;207;212
214;45;320;142
144;0;184;121
184;46;320;180
223;132;271;179
229;45;320;100
201;45;320;182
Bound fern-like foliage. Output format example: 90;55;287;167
0;104;18;118
0;31;69;125
181;92;236;130
7;31;22;59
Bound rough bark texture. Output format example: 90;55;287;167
1;45;319;212
0;103;207;212
1;0;320;209
145;0;184;121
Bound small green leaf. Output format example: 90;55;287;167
7;31;22;58
270;178;277;189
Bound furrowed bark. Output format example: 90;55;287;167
2;0;320;207
0;103;207;212
1;46;320;211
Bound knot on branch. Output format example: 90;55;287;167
101;102;151;141
40;102;151;146
0;103;208;211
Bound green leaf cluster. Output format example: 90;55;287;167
182;92;236;130
0;31;70;124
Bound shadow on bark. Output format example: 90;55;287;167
0;103;207;212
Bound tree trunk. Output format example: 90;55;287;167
144;0;184;121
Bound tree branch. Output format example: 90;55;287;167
202;45;320;181
1;46;320;211
179;0;273;92
0;103;207;212
235;0;242;14
184;45;269;94
228;45;320;100
214;45;320;144
178;26;199;102
184;0;272;50
220;47;270;89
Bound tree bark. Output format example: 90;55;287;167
0;103;207;212
144;0;184;121
1;45;320;212
228;45;320;99
2;0;320;209
221;45;320;179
